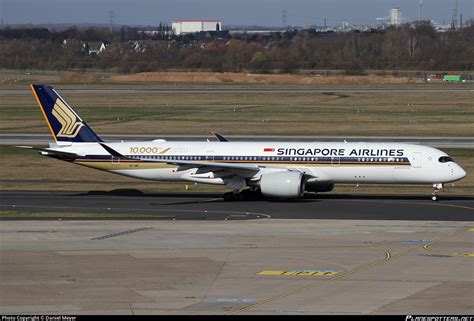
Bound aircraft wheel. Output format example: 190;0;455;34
223;192;234;202
224;189;262;202
253;188;262;198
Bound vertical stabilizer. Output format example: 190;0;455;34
31;84;102;142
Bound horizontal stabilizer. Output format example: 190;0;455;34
15;145;81;159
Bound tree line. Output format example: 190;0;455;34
0;23;472;74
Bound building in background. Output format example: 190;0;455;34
172;20;222;35
389;7;401;26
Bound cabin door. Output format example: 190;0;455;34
331;156;340;167
412;152;421;168
206;150;215;163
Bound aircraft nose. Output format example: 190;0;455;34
455;165;467;180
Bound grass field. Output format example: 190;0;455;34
1;89;473;136
0;70;472;197
0;146;472;196
0;69;473;87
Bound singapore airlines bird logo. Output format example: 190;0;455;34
52;99;84;138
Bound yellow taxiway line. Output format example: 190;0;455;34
227;226;469;315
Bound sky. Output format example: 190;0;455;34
1;0;473;27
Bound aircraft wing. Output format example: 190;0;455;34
156;158;259;172
100;143;259;173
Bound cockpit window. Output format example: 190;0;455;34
438;156;454;163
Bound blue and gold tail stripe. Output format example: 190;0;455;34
31;84;103;143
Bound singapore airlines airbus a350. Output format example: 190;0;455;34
22;84;466;201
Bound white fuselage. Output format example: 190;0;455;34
51;140;466;188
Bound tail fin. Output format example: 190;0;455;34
31;84;102;143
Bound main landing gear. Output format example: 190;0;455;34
431;183;443;201
223;188;262;201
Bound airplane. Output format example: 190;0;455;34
21;84;466;201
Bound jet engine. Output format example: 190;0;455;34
259;171;305;198
305;181;335;193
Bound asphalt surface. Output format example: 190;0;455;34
2;133;474;148
2;218;473;314
1;87;474;94
2;190;474;315
1;190;473;221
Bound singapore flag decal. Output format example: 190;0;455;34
264;148;275;152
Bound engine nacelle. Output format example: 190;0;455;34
305;181;335;193
259;171;305;198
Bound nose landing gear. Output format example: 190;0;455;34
431;183;443;201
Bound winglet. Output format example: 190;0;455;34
212;132;229;142
99;143;124;157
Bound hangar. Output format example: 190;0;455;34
172;20;222;35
